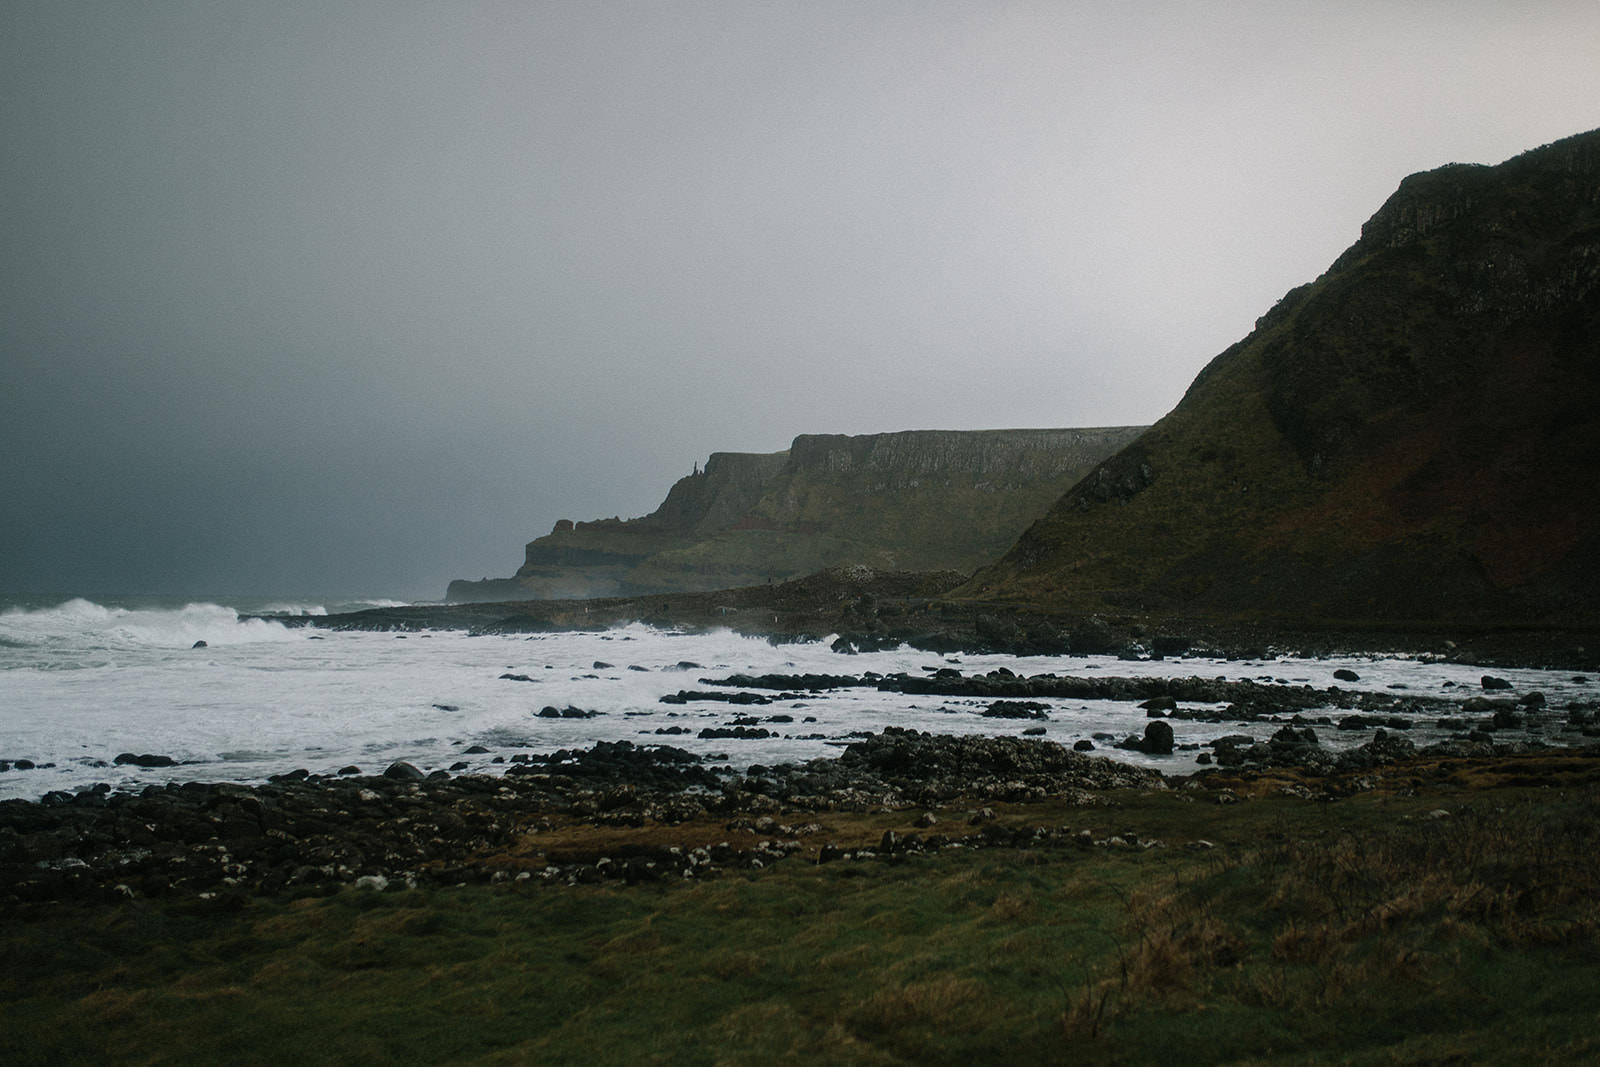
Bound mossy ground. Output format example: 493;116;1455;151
6;762;1600;1065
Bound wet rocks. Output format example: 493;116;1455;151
982;700;1050;720
1117;721;1175;755
114;753;178;768
1140;696;1177;716
659;690;773;706
1141;720;1175;754
537;706;601;719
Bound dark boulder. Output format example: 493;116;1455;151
982;700;1049;720
1141;720;1175;755
1140;696;1177;716
113;753;177;768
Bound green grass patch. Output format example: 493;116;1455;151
5;785;1600;1064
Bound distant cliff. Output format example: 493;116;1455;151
967;128;1600;625
448;427;1144;601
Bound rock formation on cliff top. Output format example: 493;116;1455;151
448;427;1144;601
967;128;1600;626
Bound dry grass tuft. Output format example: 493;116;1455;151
850;974;987;1031
1064;787;1600;1041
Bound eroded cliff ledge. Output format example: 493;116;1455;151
448;427;1144;601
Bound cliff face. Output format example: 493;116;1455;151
447;426;1144;601
968;128;1600;625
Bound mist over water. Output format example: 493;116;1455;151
1;596;1591;802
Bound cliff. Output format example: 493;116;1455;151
448;427;1144;601
966;128;1600;625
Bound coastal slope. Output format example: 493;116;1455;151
967;128;1600;625
449;427;1143;601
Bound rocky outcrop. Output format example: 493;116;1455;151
968;128;1600;626
449;427;1143;600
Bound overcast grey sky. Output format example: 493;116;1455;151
4;2;1598;599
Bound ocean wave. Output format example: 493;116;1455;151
332;597;413;612
257;602;329;617
0;598;301;651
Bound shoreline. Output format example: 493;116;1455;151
7;725;1598;908
271;569;1600;672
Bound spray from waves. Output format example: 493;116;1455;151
0;598;302;654
251;597;415;617
258;602;329;617
332;597;413;612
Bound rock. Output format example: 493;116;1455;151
1333;668;1360;682
1068;618;1119;656
1140;696;1177;716
539;705;601;719
382;761;425;780
697;726;773;740
914;812;939;828
192;640;208;649
1141;720;1175;755
464;745;490;754
1150;635;1191;656
113;753;177;768
593;661;614;670
1022;726;1046;736
1073;739;1095;751
337;765;361;775
983;700;1049;720
1271;725;1319;747
1481;675;1513;690
1491;707;1524;729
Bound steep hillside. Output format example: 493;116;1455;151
448;427;1143;600
967;129;1600;626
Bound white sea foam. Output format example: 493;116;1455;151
0;604;1592;800
258;602;329;617
0;598;301;656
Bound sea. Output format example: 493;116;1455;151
1;593;1592;802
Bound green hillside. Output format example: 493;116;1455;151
967;129;1600;626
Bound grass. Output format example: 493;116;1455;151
5;780;1600;1064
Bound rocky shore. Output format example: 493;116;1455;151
270;567;1600;672
7;724;1597;909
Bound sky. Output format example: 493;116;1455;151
4;1;1598;600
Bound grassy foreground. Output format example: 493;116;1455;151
5;775;1600;1065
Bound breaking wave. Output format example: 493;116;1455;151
0;598;301;653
